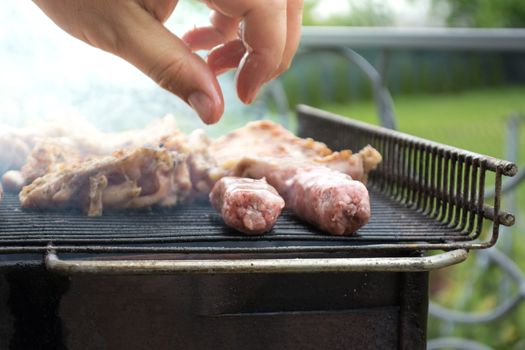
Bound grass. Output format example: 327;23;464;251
319;87;525;161
317;86;525;349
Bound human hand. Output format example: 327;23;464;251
33;0;303;124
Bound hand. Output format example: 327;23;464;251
183;0;303;104
33;0;303;125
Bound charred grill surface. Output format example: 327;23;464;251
0;190;474;254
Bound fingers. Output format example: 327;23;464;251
186;0;301;104
114;4;224;124
207;40;246;75
274;0;303;78
182;11;240;51
220;0;287;103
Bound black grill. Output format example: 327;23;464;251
0;105;516;256
0;105;517;350
0;190;468;254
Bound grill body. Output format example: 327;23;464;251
0;265;427;349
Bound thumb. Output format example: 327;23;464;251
111;4;224;124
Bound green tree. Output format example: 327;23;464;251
302;0;393;26
435;0;525;27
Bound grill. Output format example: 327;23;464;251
0;106;517;349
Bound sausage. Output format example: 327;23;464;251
209;176;285;235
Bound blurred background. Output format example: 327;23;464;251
1;1;524;348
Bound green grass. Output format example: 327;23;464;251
318;86;525;349
319;87;525;161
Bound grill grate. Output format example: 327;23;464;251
0;190;469;254
0;105;517;255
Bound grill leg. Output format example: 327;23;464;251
399;271;429;349
3;265;69;350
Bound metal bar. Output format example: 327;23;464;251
300;26;525;52
297;105;518;177
45;249;468;275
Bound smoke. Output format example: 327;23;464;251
0;1;262;135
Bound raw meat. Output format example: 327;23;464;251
210;177;285;235
234;157;371;235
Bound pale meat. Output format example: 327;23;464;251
234;157;371;235
19;147;192;216
2;138;84;192
210;177;285;235
161;129;217;199
0;115;179;178
210;120;382;183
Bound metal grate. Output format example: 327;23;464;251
0;190;468;254
0;105;517;254
297;105;516;251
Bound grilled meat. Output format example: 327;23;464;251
207;120;379;235
19;147;192;216
210;177;285;235
2;138;85;192
0;115;179;180
210;120;382;183
234;158;371;235
161;129;217;199
9;118;380;235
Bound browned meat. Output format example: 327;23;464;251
234;157;371;235
161;129;217;199
210;120;382;183
0;115;179;178
210;177;285;235
19;147;192;216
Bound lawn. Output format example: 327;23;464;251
318;87;525;162
317;86;525;349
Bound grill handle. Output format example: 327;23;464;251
45;249;468;275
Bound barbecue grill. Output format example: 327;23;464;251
0;105;516;349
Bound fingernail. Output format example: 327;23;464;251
244;83;263;104
188;91;214;124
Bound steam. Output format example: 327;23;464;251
0;1;264;136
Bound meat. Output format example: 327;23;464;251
207;120;379;235
211;120;332;176
2;138;84;192
234;158;371;235
0;115;180;182
210;120;382;183
161;129;217;199
19;147;192;216
6;118;380;235
210;177;285;235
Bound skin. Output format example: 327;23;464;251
32;0;304;124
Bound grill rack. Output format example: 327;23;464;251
297;105;516;252
0;106;517;273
